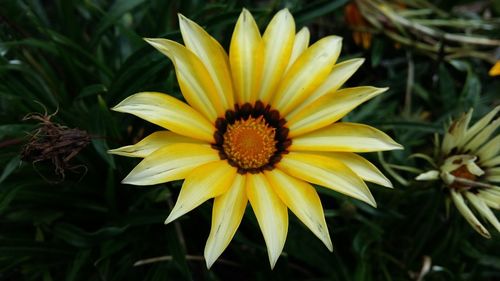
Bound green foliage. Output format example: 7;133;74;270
0;0;498;280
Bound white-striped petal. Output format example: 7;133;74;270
247;173;288;269
108;131;201;158
285;27;310;73
230;9;263;104
272;36;342;116
205;174;247;268
290;122;402;152
178;14;234;110
278;152;376;207
265;169;333;251
112;92;215;142
288;58;365;117
287;87;387;137
320;152;393;187
257;9;295;103
122;143;219;185
144;39;224;120
165;160;237;224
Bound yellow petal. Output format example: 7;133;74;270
265;169;332;251
465;192;500;233
288;58;365;118
230;9;263;104
465;117;500;153
290;122;402;152
144;38;224;120
165;160;237;224
257;8;295;103
247;173;288;269
108;131;201;158
477;190;500;209
478;135;500;165
415;170;440;181
287;87;388;137
112;92;215;142
122;143;219;185
463;105;499;145
450;189;490;238
277;152;376;207
487;176;500;184
272;36;342;116
204;174;247;268
482;155;500;169
451;109;473;148
284;27;310;73
489;61;500;76
178;14;234;109
442;110;473;155
319;152;393;188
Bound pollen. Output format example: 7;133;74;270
223;116;277;170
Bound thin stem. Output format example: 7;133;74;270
404;50;414;117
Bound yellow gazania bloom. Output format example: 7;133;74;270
416;106;500;238
110;9;402;268
489;61;500;76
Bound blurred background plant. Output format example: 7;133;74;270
0;0;498;280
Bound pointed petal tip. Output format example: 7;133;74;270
164;215;176;224
143;37;157;44
121;175;148;186
300;26;310;32
326;241;334;252
378;87;389;94
392;143;404;150
280;7;291;14
415;170;440;181
205;257;215;269
165;206;186;224
121;178;131;185
321;235;334;252
143;38;171;52
381;179;394;189
110;105;121;112
269;255;279;270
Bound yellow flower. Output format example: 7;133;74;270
416;106;500;238
110;9;402;268
489;61;500;76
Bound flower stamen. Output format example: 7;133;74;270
212;101;291;174
223;116;277;170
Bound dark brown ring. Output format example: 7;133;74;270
212;101;291;174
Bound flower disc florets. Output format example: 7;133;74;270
212;101;291;174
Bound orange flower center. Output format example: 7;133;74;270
212;101;291;174
449;165;477;190
223;116;277;170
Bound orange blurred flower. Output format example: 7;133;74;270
344;2;372;49
489;61;500;76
